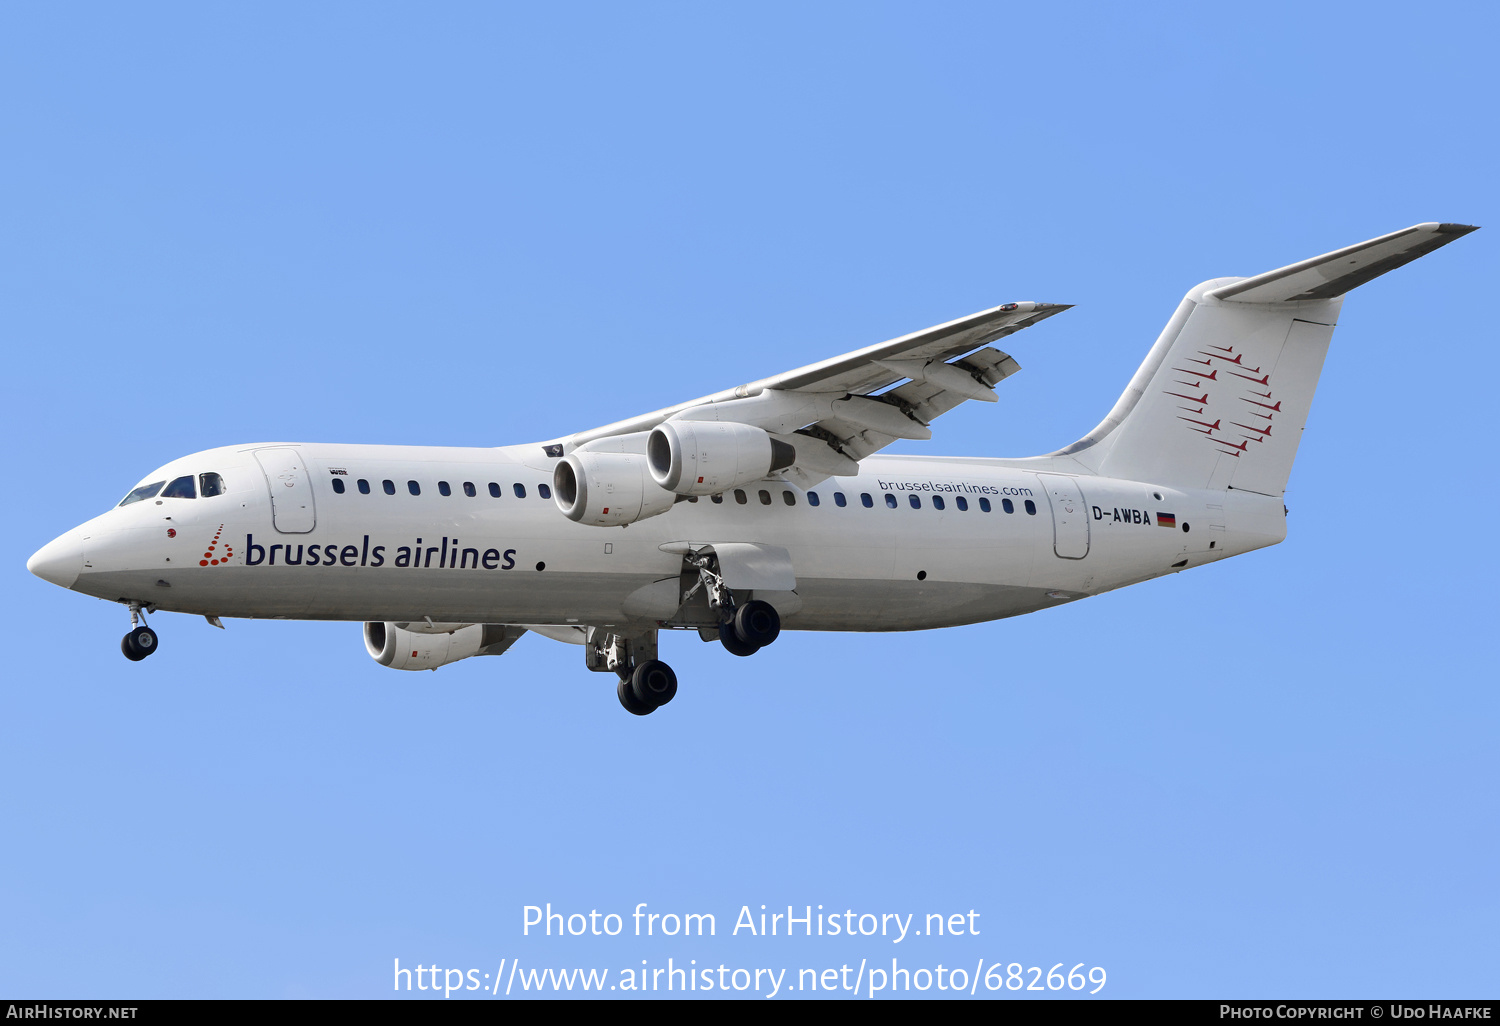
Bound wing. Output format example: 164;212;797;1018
559;300;1070;486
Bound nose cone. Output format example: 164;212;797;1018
28;531;86;590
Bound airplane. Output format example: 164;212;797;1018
26;223;1477;715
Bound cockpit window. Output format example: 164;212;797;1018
199;473;225;497
119;481;166;506
161;476;197;499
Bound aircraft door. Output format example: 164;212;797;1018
254;447;317;533
1038;474;1089;559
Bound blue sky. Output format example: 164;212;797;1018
2;1;1495;999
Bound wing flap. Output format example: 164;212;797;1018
883;347;1020;421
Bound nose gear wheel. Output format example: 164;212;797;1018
120;601;160;661
122;625;158;661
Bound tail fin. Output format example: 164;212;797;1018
1058;223;1477;496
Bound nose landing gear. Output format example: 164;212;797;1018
120;601;159;661
122;625;159;661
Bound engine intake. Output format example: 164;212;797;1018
647;421;796;495
553;447;676;527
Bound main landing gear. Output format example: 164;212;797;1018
684;552;781;658
719;599;780;656
121;601;159;661
590;630;679;717
589;552;786;716
616;660;679;716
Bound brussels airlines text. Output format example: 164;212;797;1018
243;535;517;570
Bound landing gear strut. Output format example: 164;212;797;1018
121;601;159;661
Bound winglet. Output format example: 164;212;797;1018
1207;223;1479;303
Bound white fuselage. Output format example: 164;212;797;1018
27;225;1473;703
35;441;1287;632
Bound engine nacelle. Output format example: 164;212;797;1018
553;448;676;527
365;621;491;671
647;421;796;495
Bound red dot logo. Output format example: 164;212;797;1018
201;526;232;567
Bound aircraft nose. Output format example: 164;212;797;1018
27;531;86;590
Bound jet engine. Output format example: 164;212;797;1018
553;447;676;527
364;621;522;671
647;421;796;495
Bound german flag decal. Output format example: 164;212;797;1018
1156;512;1177;528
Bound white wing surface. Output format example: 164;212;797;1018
558;300;1070;487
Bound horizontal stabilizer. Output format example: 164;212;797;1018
1208;223;1478;303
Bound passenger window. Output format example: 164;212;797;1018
884;493;897;509
933;495;945;510
711;493;724;504
331;478;345;494
383;480;396;495
408;480;421;496
1025;499;1037;515
513;483;527;498
908;494;921;509
357;479;371;494
199;473;225;497
980;497;992;512
463;482;476;497
734;489;748;505
834;492;847;507
860;493;873;508
758;489;772;506
539;483;552;500
782;490;796;506
119;481;166;506
438;481;451;496
489;482;501;498
161;476;196;499
807;491;821;507
1002;498;1014;514
956;496;968;511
